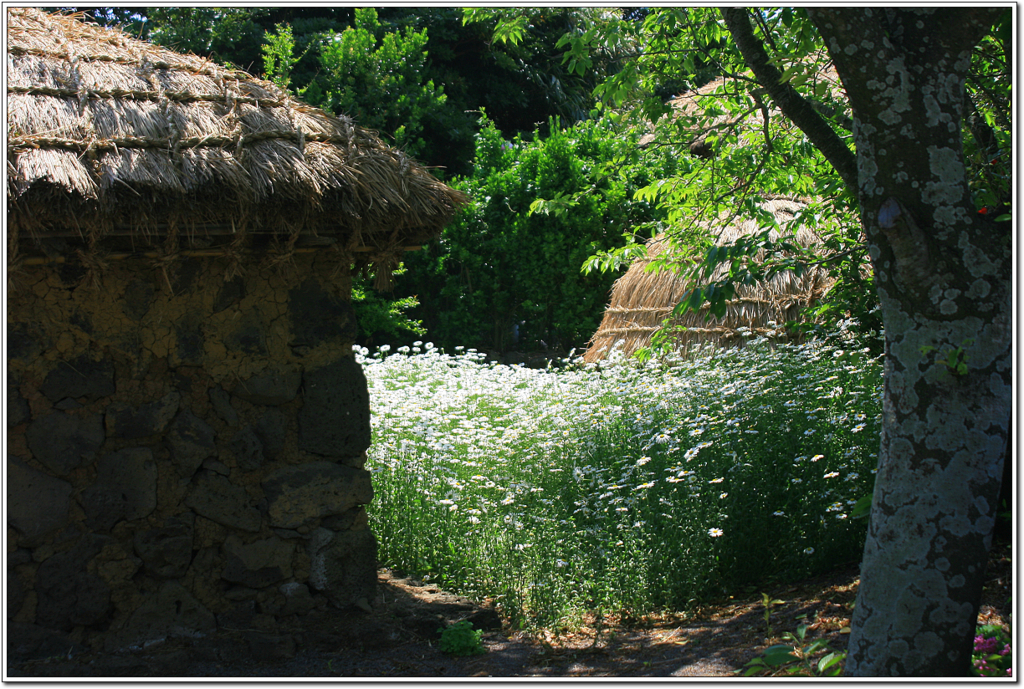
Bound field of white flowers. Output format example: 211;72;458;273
359;338;883;631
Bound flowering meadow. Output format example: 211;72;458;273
359;338;883;630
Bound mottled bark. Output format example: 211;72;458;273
803;7;1011;676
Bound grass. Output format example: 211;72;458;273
361;336;883;632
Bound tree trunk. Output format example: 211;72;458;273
804;8;1011;676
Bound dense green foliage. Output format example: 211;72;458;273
292;9;450;163
363;338;882;630
401;115;678;352
351;270;426;344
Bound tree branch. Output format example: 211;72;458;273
720;8;859;194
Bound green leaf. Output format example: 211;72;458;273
762;645;799;666
818;652;844;674
850;493;872;519
685;288;703;312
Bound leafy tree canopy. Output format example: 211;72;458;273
546;7;1009;352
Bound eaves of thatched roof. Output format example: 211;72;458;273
6;7;469;283
584;198;835;362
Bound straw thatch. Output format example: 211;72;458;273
583;198;834;362
6;8;470;287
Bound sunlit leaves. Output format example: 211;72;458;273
306;8;447;159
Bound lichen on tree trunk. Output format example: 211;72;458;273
804;7;1011;676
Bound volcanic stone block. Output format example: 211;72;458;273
7;550;31;620
134;518;194;578
7;456;72;543
25;412;104;476
217;600;257;629
208;386;239;426
35;535;113;631
7;623;75;661
184;471;261;532
7;323;43;363
175;313;205;365
79;485;129;532
261;462;373;529
233;369;302;406
231;425;264;472
320;506;368;533
106;581;216;651
278;582;319;617
221;535;294;589
105;392;181;439
80;447;158;530
122;278;154;321
8;372;30;427
307;527;377;608
224;311;267;355
298;358;370;457
254;409;287;460
202;458;231;476
288;278;358;347
39;355;115;402
167;410;216;478
95;448;158;520
213;276;246;314
8;566;25;620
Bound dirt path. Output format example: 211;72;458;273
7;541;1011;678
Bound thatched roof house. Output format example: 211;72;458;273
6;9;471;658
584;68;848;363
7;7;468;289
584;198;834;362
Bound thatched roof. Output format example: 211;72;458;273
583;198;834;362
6;8;469;287
639;69;846;154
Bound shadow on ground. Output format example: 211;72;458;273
6;540;1012;678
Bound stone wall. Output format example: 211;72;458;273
7;252;377;655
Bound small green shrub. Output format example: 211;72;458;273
438;620;487;656
351;268;426;345
741;624;845;677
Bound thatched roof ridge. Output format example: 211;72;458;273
584;198;834;362
639;68;844;152
7;8;469;284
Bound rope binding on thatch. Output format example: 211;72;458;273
6;7;469;289
584;198;837;362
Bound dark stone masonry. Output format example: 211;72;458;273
6;255;378;659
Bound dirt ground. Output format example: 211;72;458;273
6;539;1011;678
